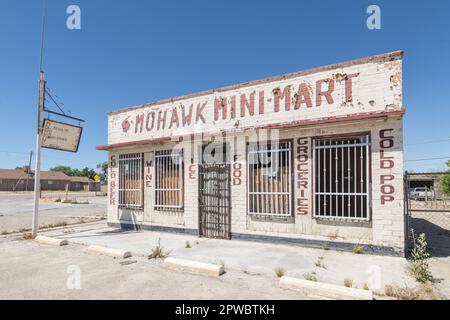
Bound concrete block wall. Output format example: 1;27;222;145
103;51;405;252
106;116;404;251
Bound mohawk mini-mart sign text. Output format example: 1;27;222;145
108;52;402;146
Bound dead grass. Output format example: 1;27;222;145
148;238;171;259
383;284;441;300
344;278;353;288
275;267;285;278
314;257;326;269
21;232;34;240
41;222;67;229
352;244;364;254
303;273;317;282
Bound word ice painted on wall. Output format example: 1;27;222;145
296;138;309;215
379;129;395;205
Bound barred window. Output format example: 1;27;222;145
313;135;370;220
118;153;143;209
155;149;184;210
248;141;292;216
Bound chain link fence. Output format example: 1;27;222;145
405;174;450;256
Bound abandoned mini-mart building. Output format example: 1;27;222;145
97;51;406;255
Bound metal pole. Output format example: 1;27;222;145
32;71;45;237
25;151;33;192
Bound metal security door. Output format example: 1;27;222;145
198;163;231;239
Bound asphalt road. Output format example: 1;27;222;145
0;193;107;233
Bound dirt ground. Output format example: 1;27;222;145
0;235;310;300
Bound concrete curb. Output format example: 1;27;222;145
164;257;225;277
279;276;373;300
35;236;69;246
87;245;132;259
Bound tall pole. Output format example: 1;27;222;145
32;72;45;237
32;0;46;237
25;151;33;192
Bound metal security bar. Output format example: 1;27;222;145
199;163;231;239
155;149;184;210
248;141;292;216
118;153;143;209
313;135;370;220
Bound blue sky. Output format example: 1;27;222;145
0;0;449;172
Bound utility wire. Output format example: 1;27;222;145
39;0;46;72
405;156;450;162
405;138;450;147
0;151;100;166
45;89;66;115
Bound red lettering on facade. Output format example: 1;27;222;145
295;83;313;109
274;86;291;112
379;129;396;204
214;97;227;121
157;110;167;130
181;104;193;126
146;112;155;131
240;92;255;117
135;113;144;133
316;78;335;106
345;73;359;102
189;164;196;180
233;162;242;186
259;90;265;114
169;108;180;129
196;102;206;124
296;138;309;215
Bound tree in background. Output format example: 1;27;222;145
97;161;108;184
50;166;98;180
440;160;450;196
49;165;73;177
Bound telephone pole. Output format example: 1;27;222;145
32;0;46;237
32;72;45;237
25;151;33;191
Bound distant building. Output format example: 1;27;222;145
406;172;447;198
69;176;100;192
0;169;99;192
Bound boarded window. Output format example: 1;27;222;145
248;141;292;216
155;149;184;210
118;153;143;209
313;135;370;220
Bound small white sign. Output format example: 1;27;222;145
42;119;82;153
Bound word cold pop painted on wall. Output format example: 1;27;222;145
296;138;309;215
379;129;395;205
